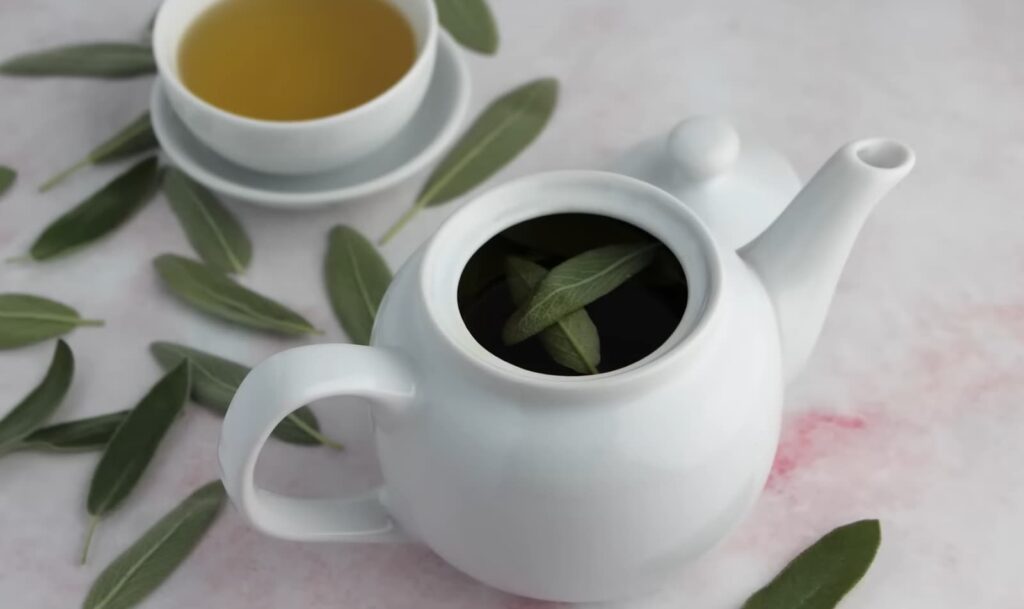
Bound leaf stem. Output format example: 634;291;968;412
5;255;31;264
379;204;422;245
39;158;90;193
81;515;100;565
286;414;344;450
76;319;105;327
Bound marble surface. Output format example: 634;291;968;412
1;0;1022;607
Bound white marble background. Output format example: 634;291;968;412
1;0;1023;607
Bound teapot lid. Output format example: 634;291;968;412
615;115;801;248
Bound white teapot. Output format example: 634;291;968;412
219;137;913;602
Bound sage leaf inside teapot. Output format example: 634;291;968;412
742;519;881;609
0;340;74;452
436;0;499;55
0;42;156;78
82;362;191;564
380;78;559;244
82;481;225;609
0;293;103;350
39;112;157;192
0;165;15;197
163;168;252;274
15;410;127;453
153;254;319;336
503;242;659;344
324;225;392;346
505;257;600;374
150;341;340;448
28;157;160;261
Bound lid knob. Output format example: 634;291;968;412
667;115;741;181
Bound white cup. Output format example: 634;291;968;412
153;0;438;175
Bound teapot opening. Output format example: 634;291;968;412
854;139;913;170
419;170;721;388
457;214;689;376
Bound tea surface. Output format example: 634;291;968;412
178;0;416;121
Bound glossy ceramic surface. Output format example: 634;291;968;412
150;33;470;209
221;172;782;601
153;0;438;174
220;139;913;601
616;115;801;248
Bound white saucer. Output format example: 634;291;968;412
151;33;470;209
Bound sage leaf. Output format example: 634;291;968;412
503;242;658;344
149;341;340;448
83;480;225;609
324;225;392;345
39;112;157;192
506;257;600;374
742;519;881;609
0;42;155;78
149;343;243;411
380;78;558;244
83;362;191;564
436;0;499;55
29;157;160;261
0;340;74;451
0;293;103;350
16;410;127;453
154;254;319;336
163;168;251;274
0;165;15;197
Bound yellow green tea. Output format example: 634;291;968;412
179;0;416;121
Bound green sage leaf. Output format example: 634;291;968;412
149;341;339;448
1;43;155;78
149;343;243;412
40;112;157;192
0;293;103;350
83;481;225;609
163;168;251;274
436;0;499;55
83;362;191;563
742;519;881;609
380;78;558;244
153;254;319;336
16;410;127;453
0;340;74;451
506;257;600;374
29;157;160;261
324;225;392;346
503;242;658;344
0;165;15;197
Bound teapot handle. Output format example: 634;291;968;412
218;344;416;542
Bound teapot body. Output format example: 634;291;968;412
368;172;784;601
222;146;912;601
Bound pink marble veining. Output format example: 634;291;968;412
767;412;868;491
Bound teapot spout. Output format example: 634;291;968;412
740;138;914;381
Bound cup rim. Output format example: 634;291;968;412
147;32;471;208
152;0;439;129
417;170;725;391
